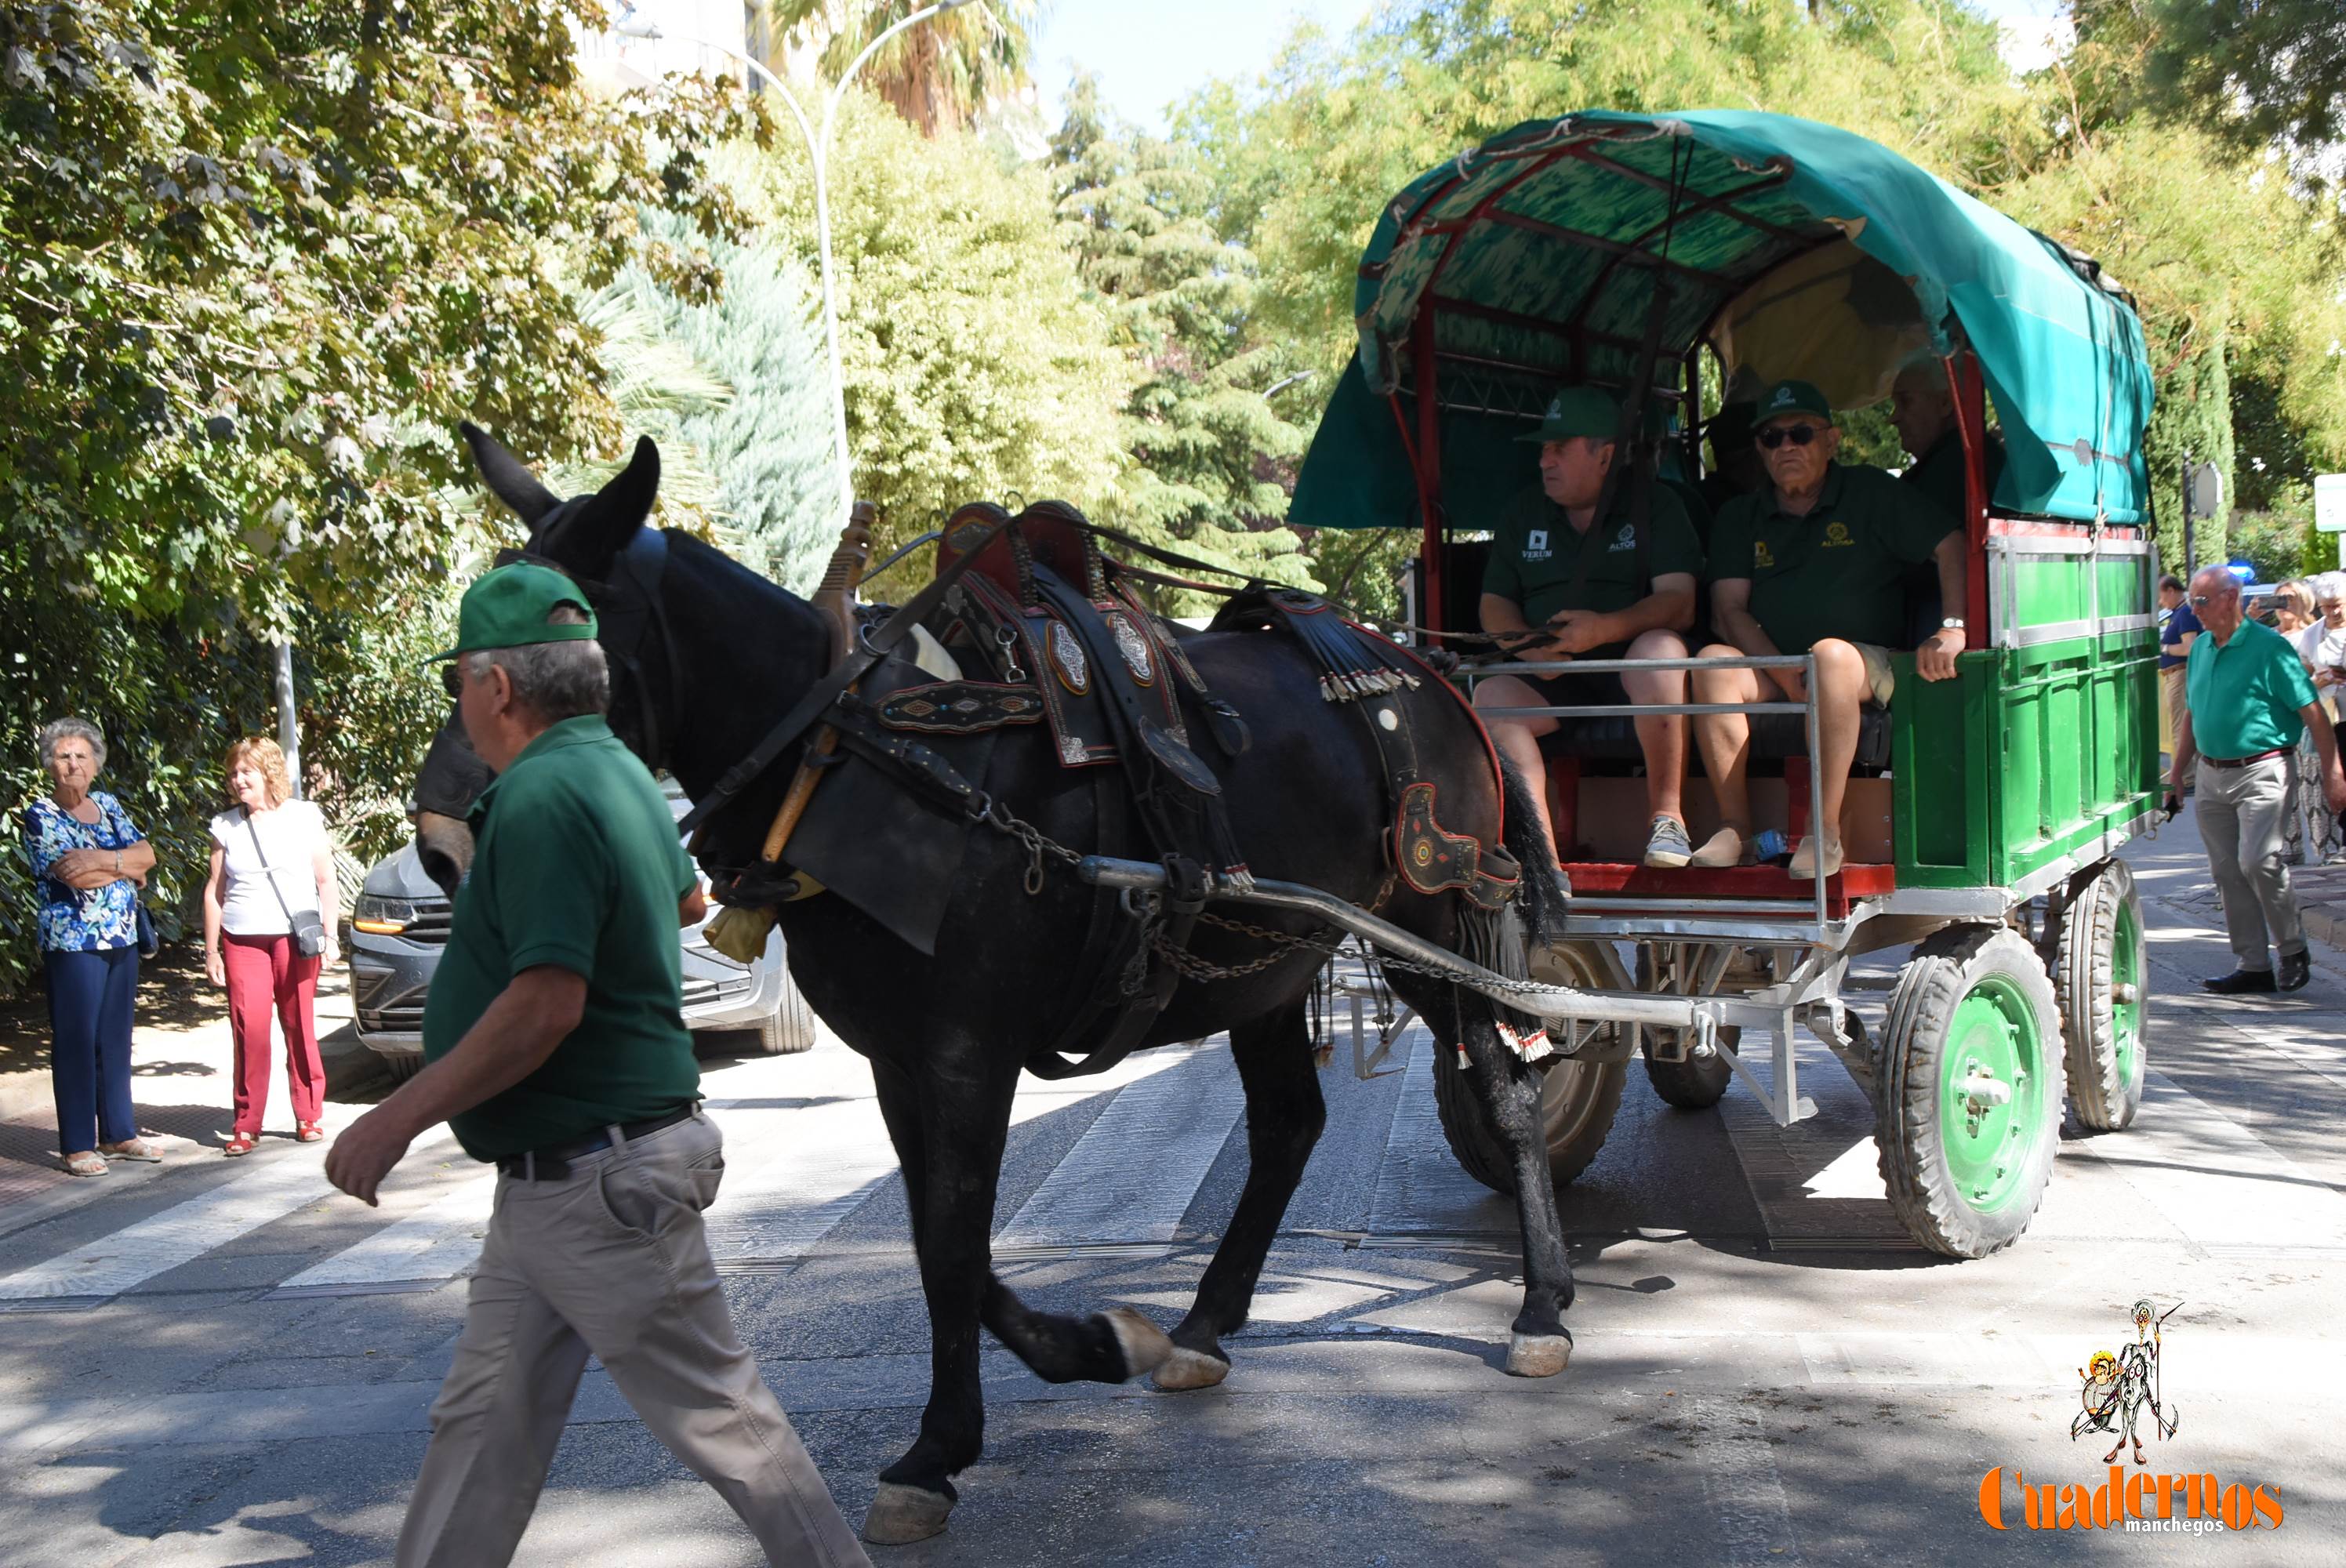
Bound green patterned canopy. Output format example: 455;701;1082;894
1294;111;2153;531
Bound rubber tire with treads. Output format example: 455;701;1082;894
757;973;819;1055
1632;947;1750;1109
1875;924;2065;1258
1432;1043;1628;1194
2053;859;2148;1131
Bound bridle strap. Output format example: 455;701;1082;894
676;512;1019;839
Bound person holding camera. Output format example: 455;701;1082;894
202;735;339;1154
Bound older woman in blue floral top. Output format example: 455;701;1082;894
24;717;162;1176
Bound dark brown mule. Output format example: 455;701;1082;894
416;429;1578;1544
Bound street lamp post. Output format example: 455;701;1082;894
616;2;976;528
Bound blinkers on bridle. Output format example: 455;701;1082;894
488;501;688;779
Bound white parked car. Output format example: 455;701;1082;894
347;786;813;1076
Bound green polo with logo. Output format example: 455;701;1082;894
423;715;701;1162
2184;618;2318;760
1482;482;1704;659
1709;463;1957;654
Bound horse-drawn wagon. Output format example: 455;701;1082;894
1287;109;2163;1258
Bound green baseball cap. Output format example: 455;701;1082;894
430;561;597;663
1517;385;1622;444
1755;379;1833;426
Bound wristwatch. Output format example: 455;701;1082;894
1941;618;1966;630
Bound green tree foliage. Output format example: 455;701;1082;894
0;0;746;993
619;212;837;591
738;92;1132;559
763;0;1039;136
2141;0;2346;170
1048;76;1313;604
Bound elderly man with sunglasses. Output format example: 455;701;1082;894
2171;565;2346;994
1687;380;1966;878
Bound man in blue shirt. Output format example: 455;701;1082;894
2158;574;2199;792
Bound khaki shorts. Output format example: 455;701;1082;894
1854;641;1896;706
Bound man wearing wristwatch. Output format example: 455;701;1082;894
1689;379;1968;878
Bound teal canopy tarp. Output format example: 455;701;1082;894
1293;110;2153;531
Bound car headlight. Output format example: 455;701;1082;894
352;895;419;935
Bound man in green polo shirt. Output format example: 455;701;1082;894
2172;565;2346;994
1689;379;1968;879
1475;384;1707;868
326;562;870;1568
1890;354;2006;521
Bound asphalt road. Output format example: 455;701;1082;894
1;815;2340;1565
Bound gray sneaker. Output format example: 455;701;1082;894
1643;815;1694;868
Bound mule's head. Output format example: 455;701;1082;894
408;423;832;898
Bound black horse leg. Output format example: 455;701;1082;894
1155;1000;1327;1391
1455;995;1575;1376
862;1053;1018;1546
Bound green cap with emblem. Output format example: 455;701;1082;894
1517;385;1622;444
1755;379;1833;425
430;561;597;663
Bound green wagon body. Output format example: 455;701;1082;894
1292;110;2164;1255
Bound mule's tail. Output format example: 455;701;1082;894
1497;751;1567;942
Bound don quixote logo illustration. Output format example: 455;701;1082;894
1977;1300;2285;1534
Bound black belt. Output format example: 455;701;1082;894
496;1103;698;1181
2203;748;2289;771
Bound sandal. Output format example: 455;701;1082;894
61;1150;109;1178
100;1138;163;1163
223;1133;259;1157
294;1122;325;1143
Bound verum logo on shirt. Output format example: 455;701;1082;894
1754;540;1774;568
1823;521;1854;549
1608;521;1636;554
1525;528;1551;561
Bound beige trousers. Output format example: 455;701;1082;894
2162;669;2195;791
395;1112;871;1568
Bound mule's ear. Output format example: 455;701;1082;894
563;435;662;575
459;422;562;527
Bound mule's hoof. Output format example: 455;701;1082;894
1505;1330;1572;1378
1151;1345;1232;1391
1103;1307;1173;1379
862;1481;954;1545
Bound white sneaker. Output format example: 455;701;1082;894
1688;826;1745;869
1787;834;1844;881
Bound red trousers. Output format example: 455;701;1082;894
223;932;325;1135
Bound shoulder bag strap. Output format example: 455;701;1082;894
245;807;307;929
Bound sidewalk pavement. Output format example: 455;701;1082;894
0;944;389;1214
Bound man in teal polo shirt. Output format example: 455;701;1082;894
1689;379;1969;878
2171;565;2346;994
326;563;869;1568
1475;385;1706;868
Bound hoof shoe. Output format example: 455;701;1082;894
1151;1345;1232;1391
1505;1330;1572;1377
862;1481;954;1545
1103;1307;1173;1379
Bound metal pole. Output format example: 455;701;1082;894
613;3;969;529
2181;448;2196;582
273;640;301;800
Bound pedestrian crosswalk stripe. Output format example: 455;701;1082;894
2077;1069;2346;1253
274;1170;498;1292
1365;1032;1513;1236
0;1143;358;1301
994;1043;1247;1250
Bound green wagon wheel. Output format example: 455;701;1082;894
2054;859;2149;1131
1876;924;2065;1258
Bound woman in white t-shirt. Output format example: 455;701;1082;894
201;736;340;1156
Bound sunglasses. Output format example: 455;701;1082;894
440;663;465;700
1755;424;1821;449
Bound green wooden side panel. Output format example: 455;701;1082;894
1890;547;2159;892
